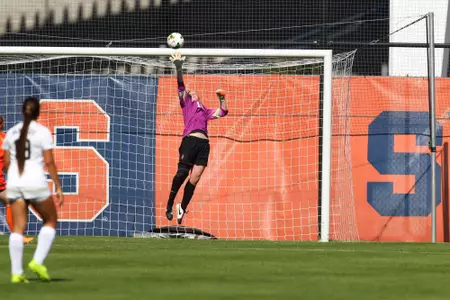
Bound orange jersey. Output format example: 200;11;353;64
0;131;5;190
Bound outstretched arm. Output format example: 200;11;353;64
206;89;229;120
170;52;187;107
172;54;184;83
217;89;228;111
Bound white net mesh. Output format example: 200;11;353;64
0;206;8;235
0;50;358;240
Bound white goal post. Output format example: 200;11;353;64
0;46;351;242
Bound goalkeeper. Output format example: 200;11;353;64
166;52;228;224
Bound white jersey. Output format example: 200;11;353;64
2;121;53;201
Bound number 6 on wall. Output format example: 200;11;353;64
39;100;110;222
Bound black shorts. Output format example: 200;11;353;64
179;136;210;166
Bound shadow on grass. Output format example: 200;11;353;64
28;277;72;283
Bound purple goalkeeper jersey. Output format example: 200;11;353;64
178;80;228;137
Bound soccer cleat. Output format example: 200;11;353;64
28;259;51;281
166;209;173;221
11;274;29;284
24;237;35;244
176;204;186;225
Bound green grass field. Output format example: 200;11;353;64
1;237;450;300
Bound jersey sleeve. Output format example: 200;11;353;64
178;80;186;108
41;128;54;150
1;131;11;151
206;107;229;120
178;80;192;108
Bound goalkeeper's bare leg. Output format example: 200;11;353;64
176;164;206;225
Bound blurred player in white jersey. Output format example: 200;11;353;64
2;97;63;283
0;115;34;244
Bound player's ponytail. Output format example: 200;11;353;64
17;97;40;175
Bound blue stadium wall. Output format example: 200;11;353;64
0;74;157;237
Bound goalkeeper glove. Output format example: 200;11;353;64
216;89;226;103
170;52;185;69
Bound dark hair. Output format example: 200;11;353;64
17;97;40;174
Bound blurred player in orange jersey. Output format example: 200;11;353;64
0;116;6;201
0;116;34;244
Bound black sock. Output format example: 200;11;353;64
167;175;186;210
181;181;196;211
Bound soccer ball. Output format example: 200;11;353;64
167;32;184;49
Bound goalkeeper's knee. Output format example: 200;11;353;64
174;163;190;182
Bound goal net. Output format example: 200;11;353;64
0;48;358;241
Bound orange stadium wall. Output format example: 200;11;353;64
155;75;322;240
155;75;450;242
351;77;450;242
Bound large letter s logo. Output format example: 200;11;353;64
367;111;442;217
40;100;110;221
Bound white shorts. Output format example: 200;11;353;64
7;185;51;202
